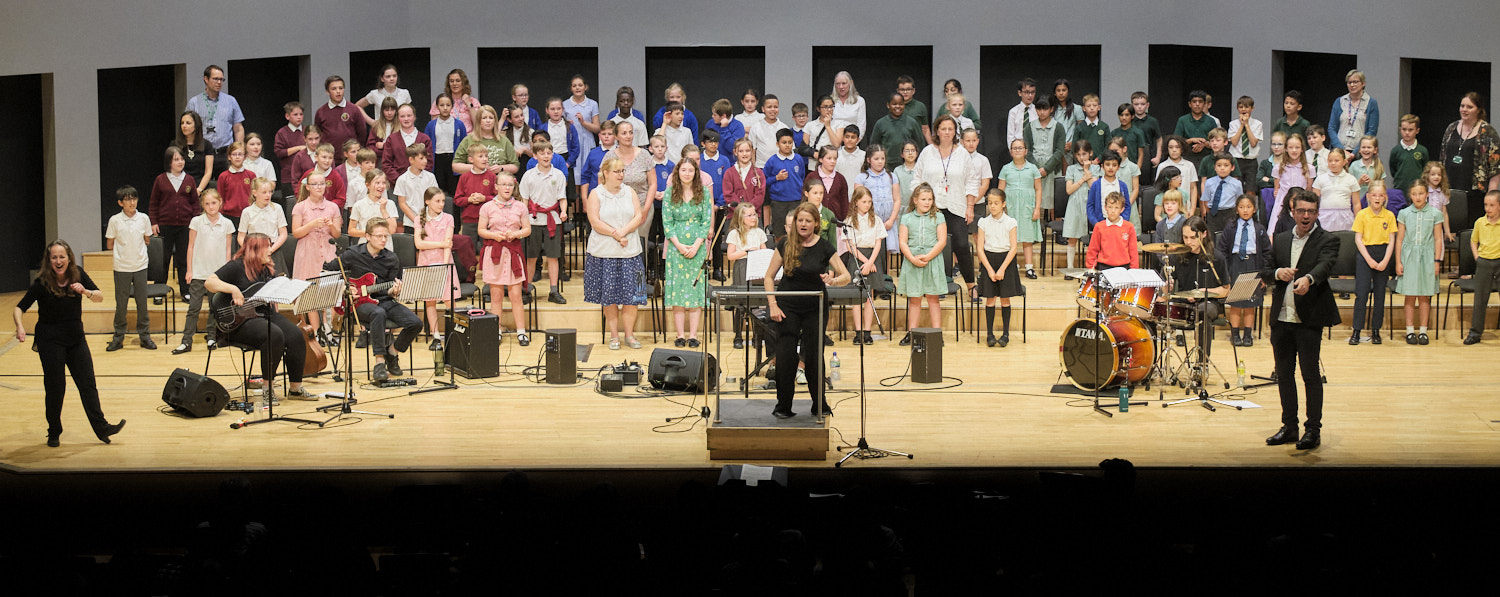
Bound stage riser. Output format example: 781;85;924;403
706;427;829;461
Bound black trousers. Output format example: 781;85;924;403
357;299;423;355
1270;321;1324;430
226;313;307;383
37;327;110;438
1352;244;1390;332
435;153;456;196
770;201;798;242
774;302;825;415
942;209;974;284
159;224;191;293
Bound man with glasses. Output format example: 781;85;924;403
186;65;245;165
324;219;423;382
1260;191;1340;450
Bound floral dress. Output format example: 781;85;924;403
662;188;713;307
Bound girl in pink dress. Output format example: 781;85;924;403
478;172;531;335
415;187;458;342
291;171;342;332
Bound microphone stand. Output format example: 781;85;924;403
836;265;913;466
317;246;395;425
667;202;721;424
1164;249;1238;411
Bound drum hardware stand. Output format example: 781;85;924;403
1163;253;1238;411
1090;277;1146;417
1145;256;1185;397
837;272;913;466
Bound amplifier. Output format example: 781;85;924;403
446;312;499;378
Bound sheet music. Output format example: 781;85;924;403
1102;268;1165;288
1226;272;1264;303
250;277;311;304
293;272;345;314
743;249;782;282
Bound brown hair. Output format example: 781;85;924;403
782;202;823;273
669;156;706;205
37;239;82;297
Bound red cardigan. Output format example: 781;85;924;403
215;169;258;217
381;130;435;186
804;169;850;221
148;173;200;226
722;163;767;210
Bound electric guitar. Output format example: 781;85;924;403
334;273;399;315
210;282;273;333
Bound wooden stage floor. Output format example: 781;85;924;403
3;316;1498;473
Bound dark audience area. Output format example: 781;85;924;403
1;463;1496;595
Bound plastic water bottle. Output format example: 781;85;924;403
434;341;445;374
830;352;841;383
1237;360;1247;389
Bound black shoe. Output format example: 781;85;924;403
1370;334;1382;345
152;297;164;305
1295;429;1321;450
771;410;796;419
998;334;1010;348
823;334;834;346
1230;331;1243;347
898;333;911;346
428;337;444;351
1175;334;1186;347
1348;334;1361;345
1338;292;1351;300
517;332;531;346
106;337;124;351
138;337;157;350
1464;332;1481;345
1418;333;1429;345
355;331;369;349
987;334;998;347
46;434;59;448
733;335;744;349
96;420;125;444
1405;332;1417;345
385;354;403;377
1025;268;1038;280
1242;331;1253;347
712;270;726;282
171;343;192;355
813;408;833;417
674;337;686;347
561;269;572;282
1266;425;1300;445
863;331;875;344
688;339;700;348
547;290;567;304
373;362;389;382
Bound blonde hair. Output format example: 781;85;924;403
474;105;502;139
1162;189;1183;206
1278;133;1310;181
297;172;325;202
200;188;222;206
1356;135;1385;181
731;202;757;247
1366;180;1389;203
664;82;686;103
1206;128;1228;141
250;177;275;194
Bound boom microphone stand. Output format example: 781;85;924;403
837;267;913;466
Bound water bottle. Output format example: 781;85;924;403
830;352;841;383
1118;385;1129;412
1237;360;1247;389
434;341;446;374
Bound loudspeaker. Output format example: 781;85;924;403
648;348;718;392
910;327;943;383
545;329;577;384
162;368;229;417
447;312;499;378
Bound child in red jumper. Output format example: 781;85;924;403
1086;192;1139;270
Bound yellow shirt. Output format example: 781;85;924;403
1474;216;1500;260
1351;207;1396;245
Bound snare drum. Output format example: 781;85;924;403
1076;275;1108;313
1151;300;1198;329
1059;317;1157;391
1110;286;1159;318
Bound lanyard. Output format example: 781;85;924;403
1345;95;1362;132
200;93;219;124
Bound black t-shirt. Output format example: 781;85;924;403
213;260;274;292
325;247;403;300
18;269;98;328
775;237;835;309
1444;133;1477;191
1171;250;1227;295
177;142;210;183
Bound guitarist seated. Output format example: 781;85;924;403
203;233;315;400
325;218;423;382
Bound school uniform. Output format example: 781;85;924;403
150;172;200;295
1064;163;1101;239
1174;113;1216;163
1228;116;1265;191
542;118;583;174
300;167;347;211
580;143;615;196
1024;119;1065;210
520;165;568;259
1217;215;1270;308
564;96;600;179
313;100;369;161
455;170;498;249
393;169;439;229
658;124;693;167
1155;213;1185;244
835;147;864;188
764;153;806;232
105;210;152;339
610;113;650;147
866;113;925;154
1272;116;1311;142
652;107;701;142
977;213;1021;298
1112;125;1148;170
701;151;732;206
1202;175;1244;233
748;118;790;167
424;116;469;195
807;168;851;222
381;129;434;188
273;124;306;183
1086;176;1131;228
1006;102;1038;145
1073;118;1111;163
703;118;746;154
1085;217;1137;270
216;167;257;220
180;213;235;347
1350;207;1397;334
1389;141;1430;192
1133;113;1163;164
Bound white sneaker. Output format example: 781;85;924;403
796;369;807;385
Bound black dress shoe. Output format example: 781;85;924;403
1295;429;1321;450
138;337;158;350
1266;426;1300;445
1405;332;1417;344
732;336;744;349
171;343;192;355
898;333;911;346
998;334;1010;347
674;337;687;347
105;337;124;352
1371;334;1382;345
823;334;834;346
1348;335;1360;345
97;419;126;444
771;410;796;419
547;290;568;304
518;332;531;346
1464;332;1482;345
1418;333;1429;345
355;331;369;349
47;434;59;448
1242;332;1253;347
385;354;403;376
688;339;700;348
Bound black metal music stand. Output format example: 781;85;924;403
234;276;327;429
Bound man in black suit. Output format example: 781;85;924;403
1259;191;1340;450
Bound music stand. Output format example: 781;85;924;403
313;265;395;426
399;264;460;394
234;276;327;429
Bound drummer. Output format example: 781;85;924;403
1164;216;1230;354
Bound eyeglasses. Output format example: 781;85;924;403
368;233;390;239
1292;208;1319;215
210;77;226;82
307;181;327;187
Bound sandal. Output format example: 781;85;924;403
609;338;622;350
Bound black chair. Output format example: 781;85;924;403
599;276;662;344
1442;230;1491;335
1139;186;1160;235
1323;230;1359;338
1444;190;1468;273
145;236;177;340
202;308;285;404
940;244;972;341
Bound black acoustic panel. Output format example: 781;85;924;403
1408;58;1492;156
97;64;179;244
978;45;1101;158
811;45;933;143
1148;44;1234;137
476;47;599;115
1277;51;1358;138
227;55;305;176
348;47;431;121
645;47;765;134
0;74;47;291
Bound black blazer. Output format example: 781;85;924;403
1216;216;1271;259
1260;225;1341;328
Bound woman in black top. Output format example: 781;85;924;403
764;203;852;418
1439;93;1500;225
12;240;126;447
1168;217;1230;357
175;110;214;194
203;233;312;399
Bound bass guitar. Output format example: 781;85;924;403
210;282;273;333
334;273;399;315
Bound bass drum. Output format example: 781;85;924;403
1059;317;1156;391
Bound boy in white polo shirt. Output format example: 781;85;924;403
104;185;155;351
520;140;569;307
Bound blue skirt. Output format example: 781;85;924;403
584;255;647;306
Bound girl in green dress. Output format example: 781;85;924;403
996;139;1043;278
1395;182;1445;344
663;157;714;347
897;182;948;345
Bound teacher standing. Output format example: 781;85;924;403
1328;70;1379;151
764;203;851;419
1439;92;1500;224
13;240;127;448
1260;191;1340;450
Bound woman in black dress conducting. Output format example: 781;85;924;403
764;202;852;418
12;240;127;447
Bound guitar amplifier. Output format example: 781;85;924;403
446;312;499;378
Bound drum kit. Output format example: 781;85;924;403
1058;243;1232;407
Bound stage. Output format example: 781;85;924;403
3;293;1499;473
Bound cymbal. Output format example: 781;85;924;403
1141;242;1190;255
1170;289;1214;299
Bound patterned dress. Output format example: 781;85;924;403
998;161;1043;243
417;211;459;297
662;188;714;307
291;198;341;280
1395;203;1443;297
897;211;947;297
857;170;900;252
480;198;530;286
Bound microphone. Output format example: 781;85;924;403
327;236;341;246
